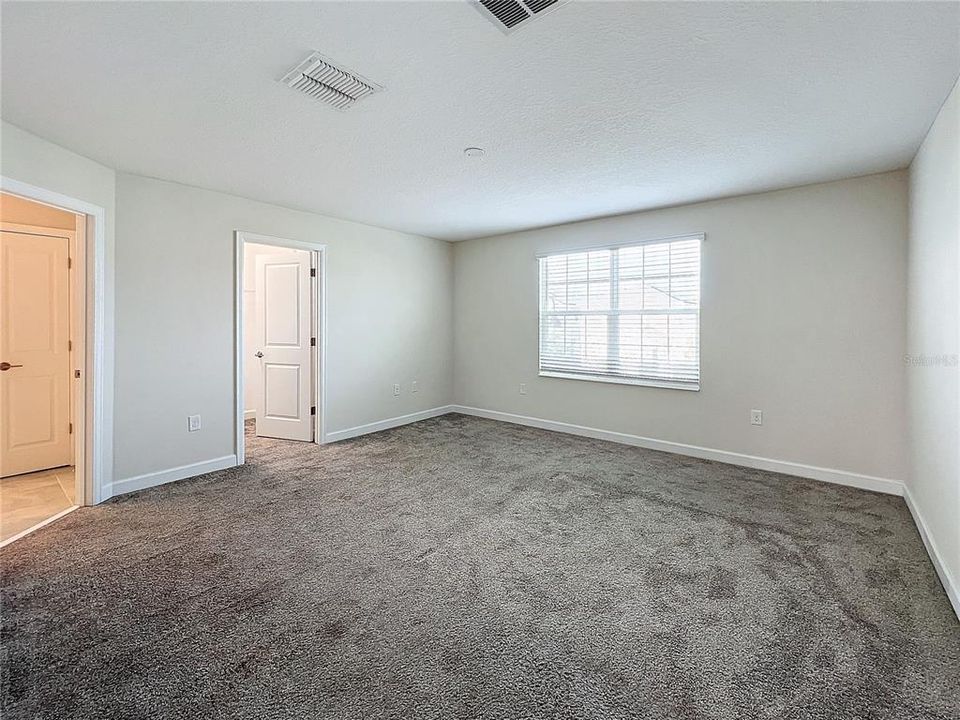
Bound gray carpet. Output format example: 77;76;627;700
1;414;957;719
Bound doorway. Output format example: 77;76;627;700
0;193;85;542
235;232;326;464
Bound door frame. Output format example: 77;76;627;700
0;176;110;505
234;231;327;464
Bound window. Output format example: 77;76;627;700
538;234;701;390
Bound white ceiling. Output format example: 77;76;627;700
2;1;958;241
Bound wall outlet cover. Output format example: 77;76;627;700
188;414;201;432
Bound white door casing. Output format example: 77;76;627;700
0;229;73;476
254;250;313;441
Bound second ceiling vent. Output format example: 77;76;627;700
280;52;382;111
473;0;571;33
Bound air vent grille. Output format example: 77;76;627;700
523;0;559;14
280;52;382;110
473;0;568;33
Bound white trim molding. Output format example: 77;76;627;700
112;455;238;497
904;487;960;620
450;405;904;496
325;406;455;443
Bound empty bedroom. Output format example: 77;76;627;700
0;1;957;718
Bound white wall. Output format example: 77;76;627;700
907;77;959;611
454;172;909;484
242;242;302;418
114;173;453;484
1;120;117;492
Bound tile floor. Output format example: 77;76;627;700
0;467;76;543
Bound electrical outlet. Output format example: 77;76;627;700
750;409;763;426
519;383;527;395
411;380;418;393
393;383;401;396
188;414;201;432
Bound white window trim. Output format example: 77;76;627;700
537;233;703;392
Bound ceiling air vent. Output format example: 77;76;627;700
280;52;382;110
472;0;571;33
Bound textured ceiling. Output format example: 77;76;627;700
1;1;958;241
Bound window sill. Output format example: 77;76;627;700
538;371;700;392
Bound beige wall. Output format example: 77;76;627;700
114;173;454;482
0;191;77;229
907;77;959;605
454;172;909;482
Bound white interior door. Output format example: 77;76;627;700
254;250;314;441
0;229;73;476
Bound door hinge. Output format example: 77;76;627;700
68;340;72;351
310;337;316;347
69;422;73;434
311;406;316;416
310;267;316;277
68;257;72;269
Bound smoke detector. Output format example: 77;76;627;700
471;0;572;34
280;52;382;110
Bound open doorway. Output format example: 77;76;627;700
235;232;326;465
0;192;86;543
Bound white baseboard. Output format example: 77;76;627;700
325;405;455;443
450;405;904;496
904;487;960;620
112;454;238;497
244;410;255;420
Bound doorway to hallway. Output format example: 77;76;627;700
0;193;85;543
235;232;326;464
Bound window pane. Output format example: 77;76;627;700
585;316;608;369
643;277;670;309
619;279;643;310
670;273;699;307
618;246;644;280
545;284;566;311
566;281;587;311
669;314;698;348
644;243;669;276
588;250;611;277
588;281;610;310
546;255;566;284
564;315;584;356
618;315;642;373
539;236;700;387
642;314;668;347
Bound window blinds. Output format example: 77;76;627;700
538;234;701;390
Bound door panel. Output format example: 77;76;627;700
263;364;301;419
1;230;72;476
263;263;301;346
254;250;313;441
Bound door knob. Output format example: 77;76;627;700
0;362;24;371
254;351;264;358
